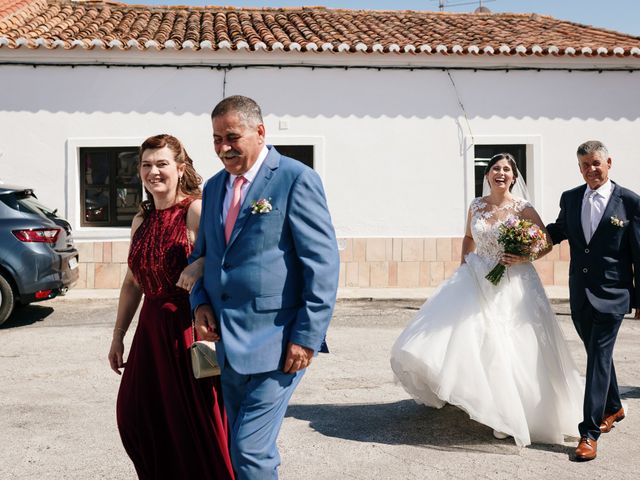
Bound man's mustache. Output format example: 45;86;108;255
221;151;241;159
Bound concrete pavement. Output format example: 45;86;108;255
1;297;637;479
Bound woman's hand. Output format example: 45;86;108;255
176;257;204;292
108;336;126;375
501;253;529;266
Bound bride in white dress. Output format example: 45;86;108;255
390;153;583;447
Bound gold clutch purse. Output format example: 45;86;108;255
190;320;221;378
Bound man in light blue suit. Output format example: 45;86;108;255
190;95;339;479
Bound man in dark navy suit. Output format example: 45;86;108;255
547;140;640;461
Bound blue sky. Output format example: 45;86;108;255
134;0;640;36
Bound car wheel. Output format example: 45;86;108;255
0;273;15;326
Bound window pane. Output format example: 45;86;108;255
83;151;110;186
273;145;314;169
115;150;142;223
84;187;110;223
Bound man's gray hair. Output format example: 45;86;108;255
211;95;263;127
577;140;609;159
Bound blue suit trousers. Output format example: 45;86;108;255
221;366;305;479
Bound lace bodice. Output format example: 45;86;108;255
128;197;194;299
470;197;531;262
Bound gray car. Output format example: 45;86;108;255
0;185;79;325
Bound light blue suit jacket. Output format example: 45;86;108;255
190;146;340;374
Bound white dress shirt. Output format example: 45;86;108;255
581;179;613;242
222;146;269;224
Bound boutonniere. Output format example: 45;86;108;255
610;215;625;227
251;198;272;214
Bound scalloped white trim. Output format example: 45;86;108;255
0;37;9;47
548;45;559;54
372;43;383;52
127;39;140;48
468;45;479;54
419;44;432;53
289;42;301;51
531;45;542;54
404;44;416;53
199;40;213;50
217;40;231;50
322;42;333;51
35;38;47;47
515;45;527;54
16;37;29;47
305;42;317;51
631;47;640;55
613;46;624;55
597;47;608;55
499;44;511;53
355;42;367;52
338;42;350;52
109;39;124;48
71;39;85;48
388;43;400;53
581;47;592;55
272;41;284;50
255;41;267;50
144;40;158;49
565;47;576;55
236;40;249;50
436;44;447;53
483;45;494;54
451;44;462;54
52;39;65;48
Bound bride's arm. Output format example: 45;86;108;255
460;205;475;265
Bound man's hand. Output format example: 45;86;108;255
194;304;220;342
283;342;314;374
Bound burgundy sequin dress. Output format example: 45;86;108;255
116;198;234;479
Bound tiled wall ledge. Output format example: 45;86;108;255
74;238;570;289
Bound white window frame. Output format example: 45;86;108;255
464;134;543;215
66;137;144;241
267;135;326;180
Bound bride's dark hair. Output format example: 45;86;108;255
484;153;518;192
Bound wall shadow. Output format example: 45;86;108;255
0;65;638;121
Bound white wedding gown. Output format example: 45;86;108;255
390;197;583;447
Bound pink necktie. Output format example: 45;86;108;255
225;176;246;244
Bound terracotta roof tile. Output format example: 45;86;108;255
0;0;639;57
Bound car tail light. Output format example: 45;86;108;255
35;290;53;299
12;228;60;243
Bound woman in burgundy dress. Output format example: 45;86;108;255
107;134;234;479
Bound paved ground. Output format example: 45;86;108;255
1;297;639;479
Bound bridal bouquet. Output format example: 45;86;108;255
485;216;548;286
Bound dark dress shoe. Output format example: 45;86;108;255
575;437;597;461
600;407;625;433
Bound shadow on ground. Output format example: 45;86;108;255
0;305;54;329
287;399;573;457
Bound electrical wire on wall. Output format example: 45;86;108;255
446;69;474;146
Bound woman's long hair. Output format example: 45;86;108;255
138;134;202;216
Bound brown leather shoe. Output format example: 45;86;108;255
600;407;625;433
575;436;597;461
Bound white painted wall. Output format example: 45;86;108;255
1;63;639;241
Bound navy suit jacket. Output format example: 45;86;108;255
190;146;340;374
547;182;640;315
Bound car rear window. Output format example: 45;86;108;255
0;191;58;220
